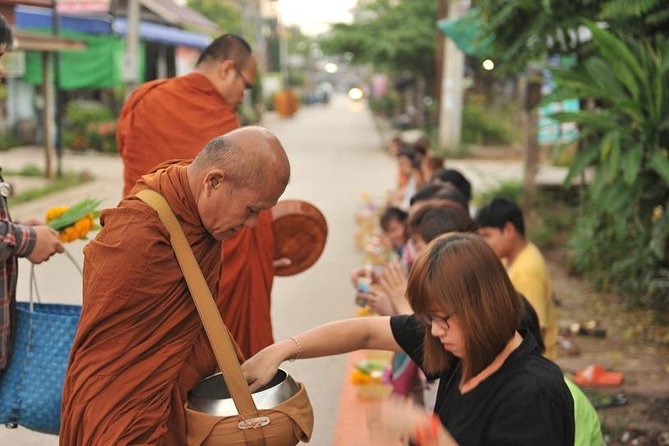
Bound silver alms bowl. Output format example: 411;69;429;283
187;369;299;417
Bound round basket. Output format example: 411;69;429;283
272;200;327;277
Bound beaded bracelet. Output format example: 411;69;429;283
412;414;441;445
289;336;302;362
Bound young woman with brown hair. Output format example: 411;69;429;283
243;233;574;445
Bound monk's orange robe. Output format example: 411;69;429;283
117;72;239;197
218;210;274;357
61;163;226;445
116;72;275;358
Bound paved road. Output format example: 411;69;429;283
1;93;569;445
1;94;396;445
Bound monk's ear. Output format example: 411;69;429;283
217;60;236;81
203;169;226;196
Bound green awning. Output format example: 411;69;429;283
437;7;494;57
23;29;145;90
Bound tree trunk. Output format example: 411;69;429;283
520;71;543;213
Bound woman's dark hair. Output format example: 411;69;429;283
409;183;468;212
406;233;523;381
434;169;472;204
380;206;408;231
412;136;430;157
397;148;421;169
474;196;525;236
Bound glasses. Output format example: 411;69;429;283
416;312;454;329
235;68;254;91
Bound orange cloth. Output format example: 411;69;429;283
218;209;275;358
117;72;239;197
116;71;275;358
61;163;227;445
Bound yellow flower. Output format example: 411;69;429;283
74;216;92;236
46;206;69;223
46;198;101;243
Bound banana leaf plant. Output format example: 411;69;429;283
545;20;669;308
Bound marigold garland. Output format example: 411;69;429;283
46;198;101;243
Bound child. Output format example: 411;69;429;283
475;197;558;360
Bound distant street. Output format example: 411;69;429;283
1;93;567;444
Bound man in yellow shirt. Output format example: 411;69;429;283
475;197;558;359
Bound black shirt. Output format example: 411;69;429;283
390;315;575;446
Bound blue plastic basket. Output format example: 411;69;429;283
0;300;81;434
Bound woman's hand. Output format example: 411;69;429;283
242;340;294;392
358;287;396;316
367;398;458;446
350;265;379;288
379;261;411;314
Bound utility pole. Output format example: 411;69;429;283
438;0;469;153
52;0;62;177
434;0;447;128
42;51;55;179
123;0;140;93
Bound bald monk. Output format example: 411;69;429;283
117;34;283;358
60;127;291;445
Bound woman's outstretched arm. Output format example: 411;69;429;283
242;316;400;391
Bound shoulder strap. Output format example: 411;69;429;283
136;189;267;442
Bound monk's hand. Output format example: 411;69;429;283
273;257;292;270
242;341;290;392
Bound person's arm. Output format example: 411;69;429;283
242;317;400;391
368;398;458;446
1;216;64;263
0;219;36;261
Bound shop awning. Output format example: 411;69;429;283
16;5;114;34
113;18;210;49
16;5;211;49
14;30;86;52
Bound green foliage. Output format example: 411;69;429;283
286;70;305;88
7;172;93;205
319;0;437;77
476;181;523;207
462;102;514;146
368;91;399;117
187;0;240;35
63;100;117;153
475;181;580;249
475;0;669;73
2;164;43;177
0;132;24;152
548;23;669;310
601;0;669;35
476;0;602;71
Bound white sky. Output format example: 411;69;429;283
275;0;358;36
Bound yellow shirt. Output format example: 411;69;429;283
507;242;558;360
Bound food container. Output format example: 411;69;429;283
187;369;299;417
